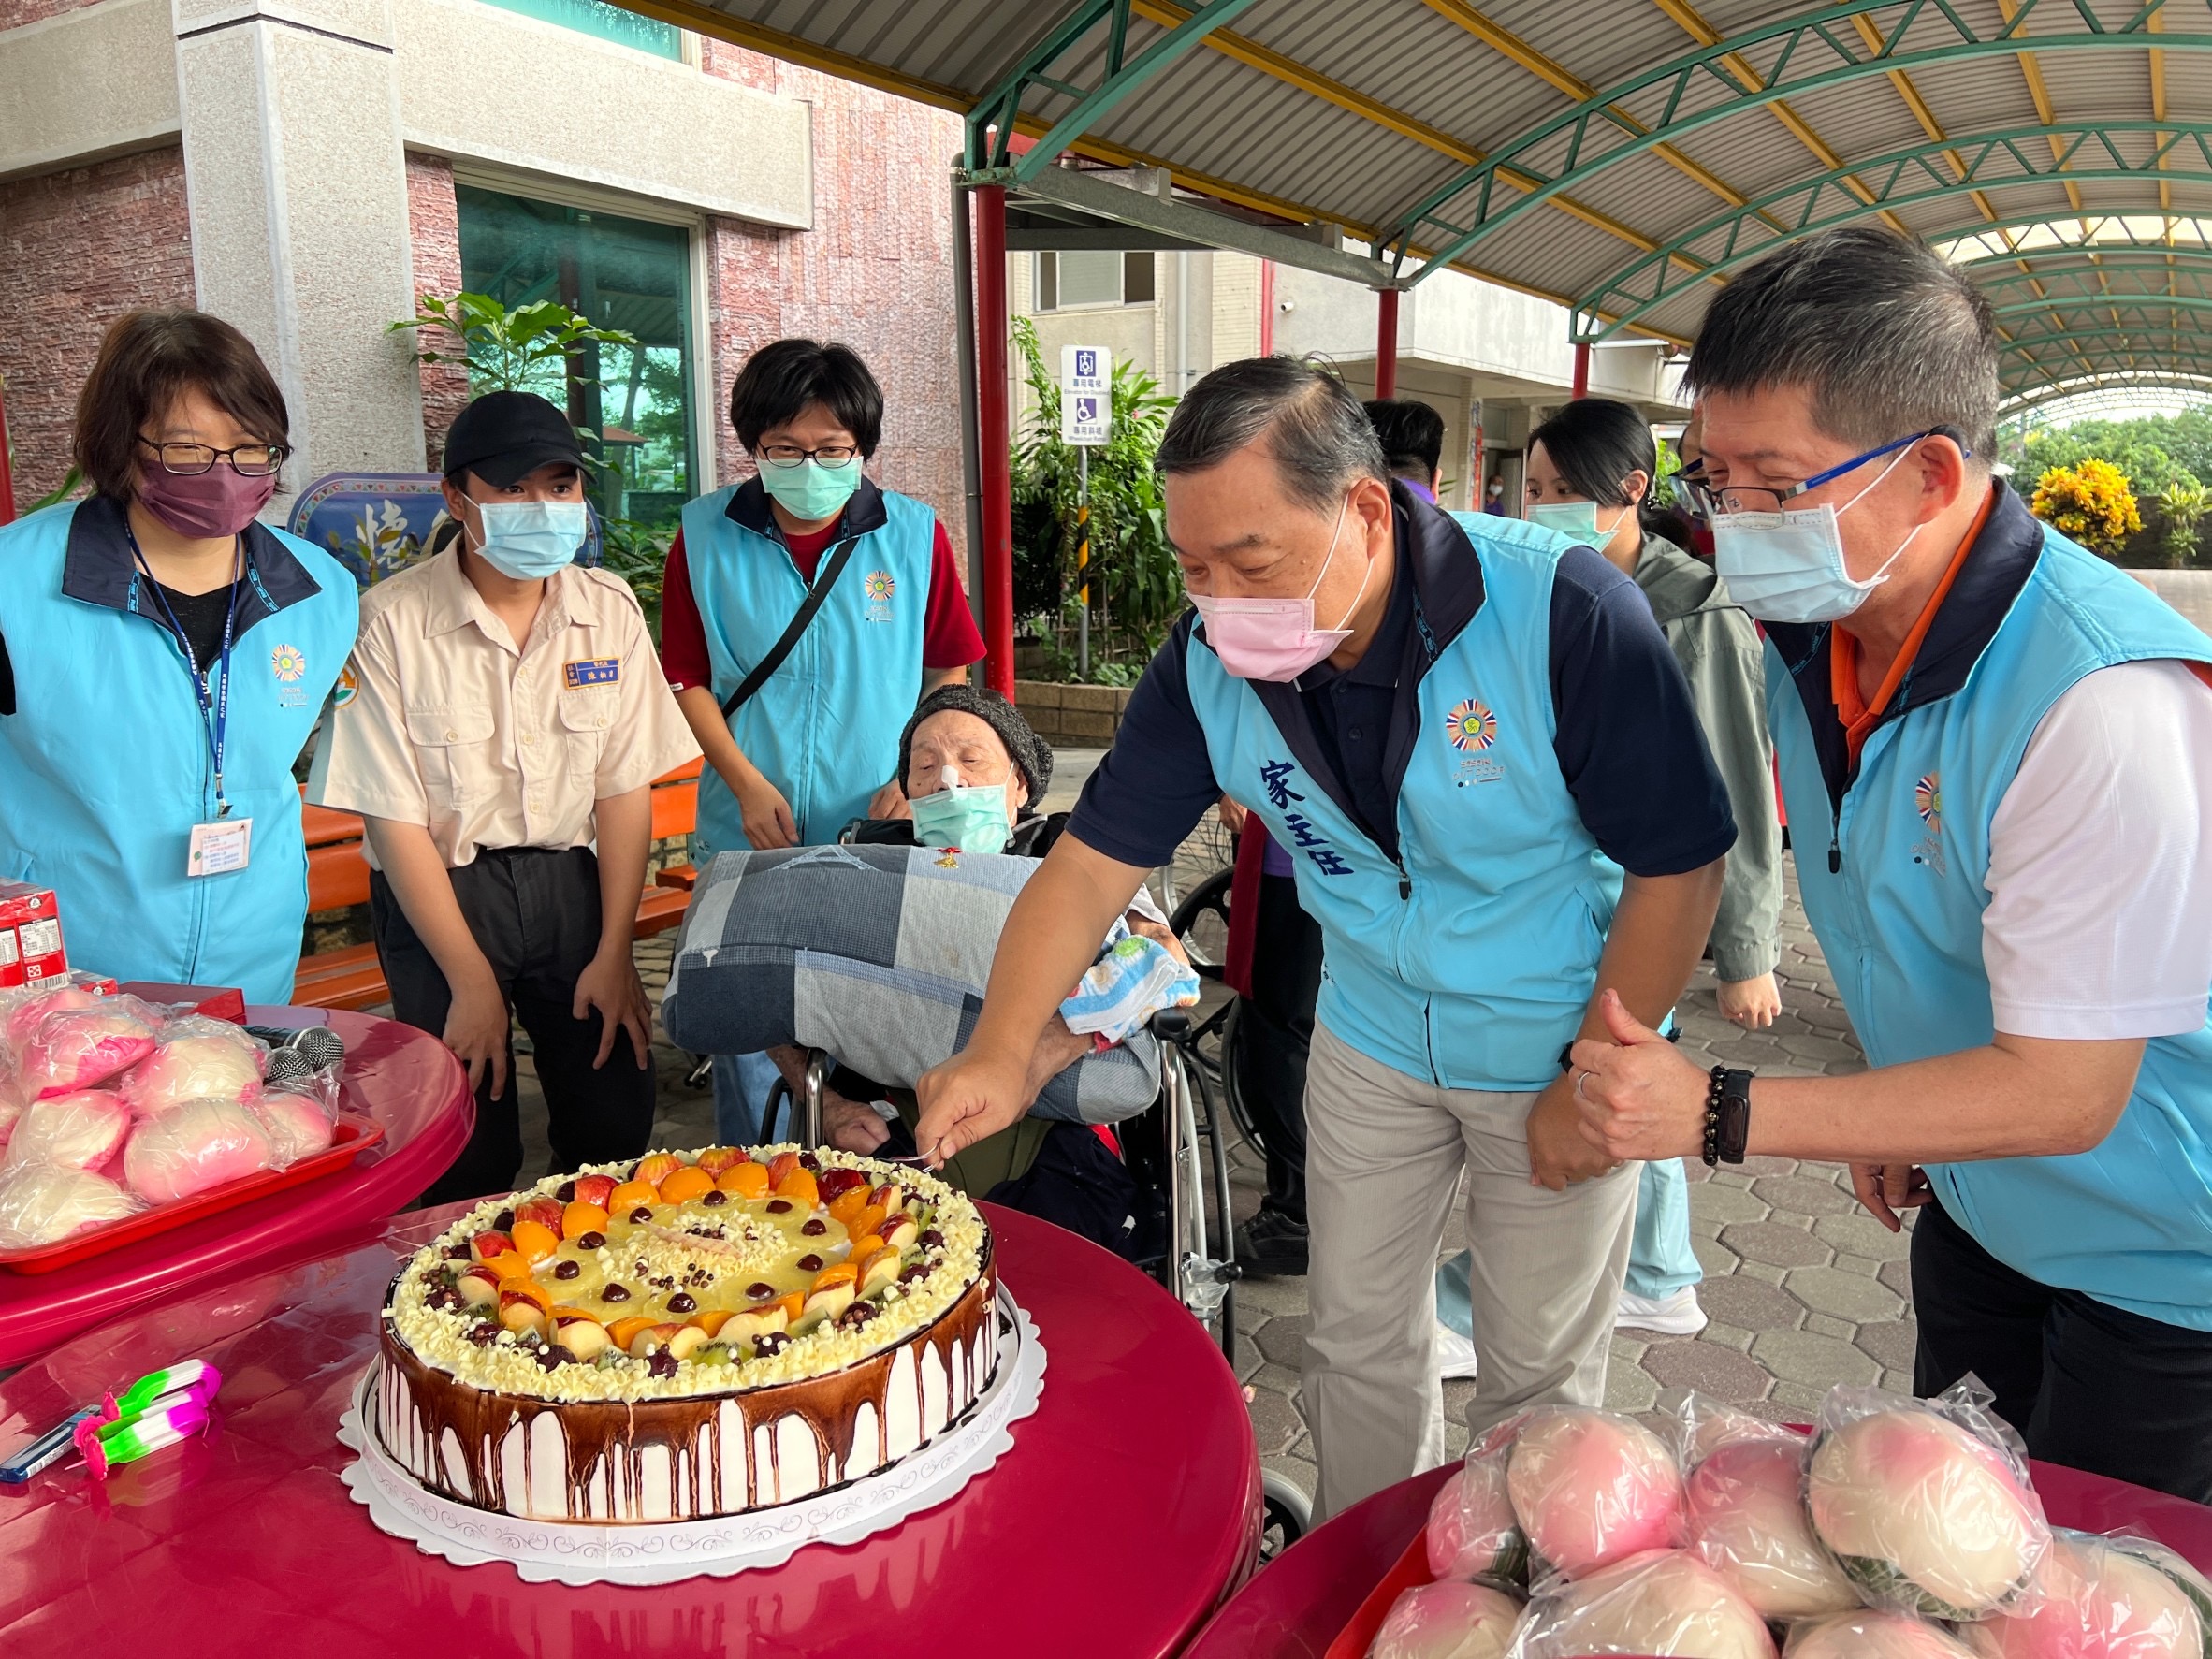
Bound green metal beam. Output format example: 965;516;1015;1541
1993;292;2212;322
965;3;1113;170
1974;254;2212;305
1998;324;2212;373
2004;371;2212;414
1573;123;2212;341
1382;0;2212;289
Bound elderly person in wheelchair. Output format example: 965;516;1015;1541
663;685;1192;1258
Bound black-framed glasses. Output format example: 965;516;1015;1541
1678;427;1970;519
758;444;859;469
138;437;290;477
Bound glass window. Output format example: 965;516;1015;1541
1034;250;1153;311
1123;252;1155;303
475;0;680;58
456;185;696;530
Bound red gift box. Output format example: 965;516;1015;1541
0;882;66;988
114;982;248;1024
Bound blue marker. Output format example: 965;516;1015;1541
1;1405;100;1484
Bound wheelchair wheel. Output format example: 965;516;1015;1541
1168;869;1268;1163
1153;1034;1239;1359
1259;1469;1313;1564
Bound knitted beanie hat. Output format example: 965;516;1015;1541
897;684;1055;805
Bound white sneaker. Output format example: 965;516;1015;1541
1435;1319;1480;1380
1615;1287;1709;1337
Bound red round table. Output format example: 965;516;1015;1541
1186;1456;2212;1658
0;1008;473;1368
0;1203;1259;1657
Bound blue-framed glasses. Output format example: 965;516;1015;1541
1679;427;1970;519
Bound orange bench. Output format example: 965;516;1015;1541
294;759;705;1011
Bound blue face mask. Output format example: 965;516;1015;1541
910;768;1013;851
471;500;588;579
759;457;863;521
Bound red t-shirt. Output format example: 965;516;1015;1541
659;516;986;693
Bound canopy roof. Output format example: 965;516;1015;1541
641;0;2212;408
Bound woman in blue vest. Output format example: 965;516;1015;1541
661;339;982;1140
0;310;357;1004
916;359;1737;1521
1573;226;2212;1504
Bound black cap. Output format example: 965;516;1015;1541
897;685;1054;804
441;391;588;488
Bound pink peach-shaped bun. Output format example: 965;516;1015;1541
1808;1408;2048;1619
1513;1549;1775;1658
1368;1579;1522;1659
1961;1534;2205;1659
1506;1407;1687;1579
1784;1611;1979;1659
121;1033;263;1117
0;1099;20;1152
123;1099;271;1204
0;984;99;1052
1681;1399;1809;1468
1687;1437;1859;1619
0;1163;138;1249
0;1090;130;1173
20;1005;157;1097
1429;1455;1528;1581
250;1091;334;1167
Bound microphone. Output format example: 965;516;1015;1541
262;1047;320;1090
245;1025;345;1074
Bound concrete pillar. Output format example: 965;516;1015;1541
172;0;424;493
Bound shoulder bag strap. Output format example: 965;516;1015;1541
719;534;864;719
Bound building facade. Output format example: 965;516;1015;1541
0;0;966;541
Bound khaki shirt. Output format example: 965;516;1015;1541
309;550;700;867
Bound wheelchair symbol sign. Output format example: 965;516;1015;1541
1060;344;1112;445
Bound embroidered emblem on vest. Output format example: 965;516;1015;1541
271;643;309;707
1911;771;1948;877
1447;696;1506;786
865;569;895;622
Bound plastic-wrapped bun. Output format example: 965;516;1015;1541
1806;1388;2050;1620
122;1098;271;1204
120;1022;265;1116
2105;1535;2212;1643
18;1001;158;1097
1506;1407;1686;1579
1784;1611;1979;1658
1506;1549;1774;1659
1671;1390;1810;1468
250;1089;334;1167
1961;1532;2207;1659
1;1090;131;1172
0;982;100;1052
0;1098;19;1152
1686;1435;1859;1618
1429;1453;1530;1583
0;1163;138;1249
1369;1579;1522;1659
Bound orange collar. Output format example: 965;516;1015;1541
1831;488;1998;765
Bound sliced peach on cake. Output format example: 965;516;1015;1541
571;1173;618;1209
561;1201;611;1241
774;1167;820;1209
859;1250;902;1298
553;1313;608;1361
468;1230;514;1263
485;1250;535;1284
694;1147;746;1177
825;1187;871;1226
847;1235;885;1271
633;1153;682;1186
718;1162;770;1200
770;1291;805;1327
604;1316;657;1354
875;1213;918;1253
846;1205;887;1242
509;1219;560;1263
456;1264;503;1309
688;1308;734;1337
607;1179;659;1214
656;1165;715;1205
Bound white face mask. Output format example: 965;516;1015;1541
1710;447;1920;625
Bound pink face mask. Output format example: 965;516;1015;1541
137;460;278;540
1190;496;1373;682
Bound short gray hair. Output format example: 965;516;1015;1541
1155;357;1388;512
1683;226;1999;462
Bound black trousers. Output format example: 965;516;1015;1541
371;847;656;1207
1912;1195;2212;1503
1231;870;1324;1223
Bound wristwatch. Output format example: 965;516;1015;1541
1703;1067;1753;1167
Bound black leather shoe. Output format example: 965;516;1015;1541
1235;1207;1309;1278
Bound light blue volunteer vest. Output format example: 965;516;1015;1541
1770;525;2212;1330
0;498;357;1004
1185;523;1623;1091
681;481;937;849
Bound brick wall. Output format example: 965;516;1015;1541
700;41;968;562
0;0;99;31
0;146;196;516
403;153;469;473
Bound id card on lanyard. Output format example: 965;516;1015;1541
130;531;254;879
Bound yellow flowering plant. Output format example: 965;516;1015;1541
2030;458;2142;560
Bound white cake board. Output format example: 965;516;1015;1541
336;1286;1044;1585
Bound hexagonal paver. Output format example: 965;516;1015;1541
1607;1359;1660;1413
1855;1318;1919;1374
1695;1273;1807;1332
1641;1338;1774;1403
1780;1034;1863;1065
1752;1175;1856;1217
1720;1222;1834;1269
1692;1234;1740;1278
1246;1384;1306;1456
1879;1258;1914;1299
1785;1266;1906;1323
1812;1211;1914;1262
1751;1329;1883;1388
1688;1181;1771;1225
1253;1314;1308;1367
1736;1155;1801;1178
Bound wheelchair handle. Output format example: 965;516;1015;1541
1149;1009;1192;1041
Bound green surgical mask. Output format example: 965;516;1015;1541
910;767;1013;851
759;456;863;520
1525;500;1600;543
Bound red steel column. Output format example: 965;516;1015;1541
1571;342;1591;400
1374;287;1399;399
0;378;16;525
974;184;1015;700
1259;259;1275;356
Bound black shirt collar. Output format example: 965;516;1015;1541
724;473;890;544
60;492;326;633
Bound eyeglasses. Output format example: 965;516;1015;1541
758;444;858;468
138;438;290;477
1677;428;1968;519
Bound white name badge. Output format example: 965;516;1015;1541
187;817;253;878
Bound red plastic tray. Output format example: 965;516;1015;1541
0;1111;385;1274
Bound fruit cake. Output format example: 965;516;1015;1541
372;1145;997;1523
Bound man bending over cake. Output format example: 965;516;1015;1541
916;358;1735;1521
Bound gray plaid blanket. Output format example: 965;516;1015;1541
660;843;1163;1125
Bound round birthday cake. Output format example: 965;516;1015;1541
371;1145;997;1523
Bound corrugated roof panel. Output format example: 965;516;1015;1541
2038;44;2164;125
1899;55;2050;139
1437;0;1723;110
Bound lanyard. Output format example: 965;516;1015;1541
128;529;244;819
